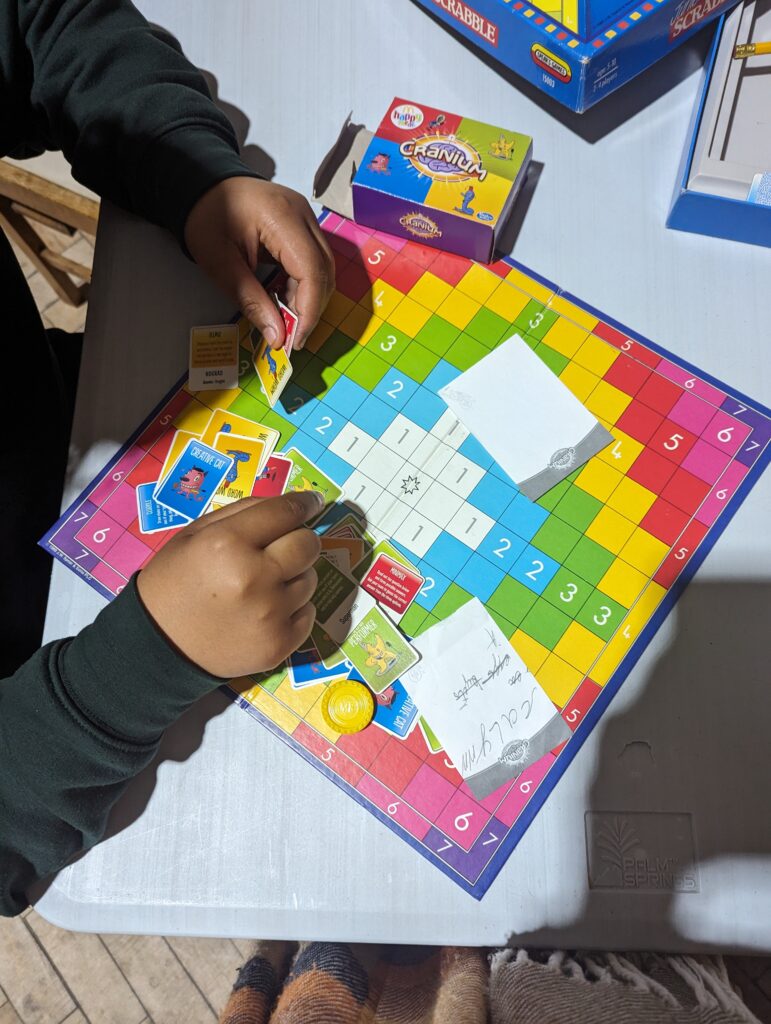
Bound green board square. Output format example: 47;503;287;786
415;612;441;636
318;329;359;371
532;517;581;562
261;408;297;446
395;341;439;383
554;486;603;532
236;346;259;392
464;307;509;348
519;600;571;650
488;608;516;639
445;333;489;372
400;602;428;637
488;576;537;626
514;301;558;339
534;342;569;376
432;583;472;619
229;390;268;421
536;478;571;512
347;348;389;389
542;567;592;618
576;590;628;641
297;357;341;399
252;666;285;694
415;315;461;356
563;536;615;586
368;322;412;365
291;348;312;374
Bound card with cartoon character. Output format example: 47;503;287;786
340;606;419;693
153;438;233;520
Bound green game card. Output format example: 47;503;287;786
340;606;419;693
418;717;443;753
311;556;357;622
285;447;342;515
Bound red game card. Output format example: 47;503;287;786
274;293;299;352
361;554;423;615
251;454;293;497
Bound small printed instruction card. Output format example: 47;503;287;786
440;334;613;500
403;599;570;799
189;324;239;392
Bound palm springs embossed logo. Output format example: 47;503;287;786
586;812;700;892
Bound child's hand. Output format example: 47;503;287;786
184;178;335;350
137;491;323;678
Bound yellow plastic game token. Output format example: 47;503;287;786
321;679;375;734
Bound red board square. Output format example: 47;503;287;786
399;723;431;760
402;240;438;270
649;420;698;464
126;454;163;489
593;321;628;348
337;723;390;768
636;373;683;415
432;251;473;286
426;749;463;786
615;401;664;444
327;232;360;261
653;519;709;587
336;263;371;303
370;739;423;795
359;236;398;278
602;354;651;396
661;468;711;515
640;498;690;545
380;257;425;294
627;448;676;491
561;677;602;730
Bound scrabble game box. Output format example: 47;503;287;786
412;0;739;112
351;99;532;262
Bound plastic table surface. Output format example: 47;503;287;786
35;0;771;948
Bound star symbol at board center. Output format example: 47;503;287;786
401;474;421;495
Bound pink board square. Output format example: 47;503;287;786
701;410;752;456
336;219;374;247
656;362;727;406
76;509;121;555
373;229;408;252
102;484;140;528
357;774;430;840
91;560;128;596
104;531;153;577
681;439;732;484
321;212;344;232
696;461;749;526
402;763;456;821
496;754;555;827
435;789;488;850
460;779;515;814
668;392;716;435
89;448;145;506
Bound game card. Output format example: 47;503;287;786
288;647;350;689
251;454;293;497
188;324;239;392
340;605;419;693
310;555;368;638
403;599;571;799
361;553;424;616
418;717;444;754
153;438;234;520
285;448;342;515
136;482;189;533
348;669;419;738
274;293;299;352
321;535;365;566
157;430;197;488
212;433;266;504
440;334;614;500
253;333;292;408
318;547;351;574
199;408;279;460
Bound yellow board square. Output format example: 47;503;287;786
456;263;500;304
237;317;253;346
547;295;599;332
275;675;326;717
541;316;588;358
586;506;636;554
323;291;355;327
606;476;657;522
596;428;643;474
173;397;215;435
559;362;599;402
505;267;554;304
573;334;619;376
537;653;584;707
486;281;531;322
340;305;383;347
620;527;669;576
409;272;453;312
436;290;482;330
511;629;550;675
590;579;667;684
362;280;403;320
389;296;432;338
249;685;300;734
584;380;632;424
598;559;649;607
306;319;335;354
575;458;624;502
554;621;605;675
195;386;241;410
304;697;341;742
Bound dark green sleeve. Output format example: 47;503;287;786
0;578;220;916
17;0;258;244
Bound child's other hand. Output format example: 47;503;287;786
137;492;323;678
184;178;335;350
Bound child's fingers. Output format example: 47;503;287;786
224;490;324;548
266;527;322;579
218;245;286;348
288;602;317;650
283;567;318;611
184;496;263;534
272;223;334;348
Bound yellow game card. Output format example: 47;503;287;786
212;433;266;504
156;430;197;488
189;324;239;392
199;408;279;467
253;334;292;408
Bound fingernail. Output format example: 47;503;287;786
263;325;278;347
311;490;325;507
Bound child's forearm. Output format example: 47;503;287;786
0;577;217;916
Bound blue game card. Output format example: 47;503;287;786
136;482;189;533
348;668;419;738
288;646;351;689
153;438;233;520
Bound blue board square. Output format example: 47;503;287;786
414;561;451;611
490;460;516;482
350;394;398;436
277;384;314;426
510;545;560;594
324;377;369;416
500;493;549;541
303;403;346;446
477;527;527;572
456;553;505;603
424;359;461;393
459;434;494;469
469;476;517;519
424;532;473;577
287;432;324;464
402;388;446;431
316;449;355;486
373;370;419;410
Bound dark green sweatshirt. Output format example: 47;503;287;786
0;0;257;915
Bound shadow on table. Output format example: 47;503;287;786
503;578;771;953
412;0;713;144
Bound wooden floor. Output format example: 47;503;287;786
4;231;771;1024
